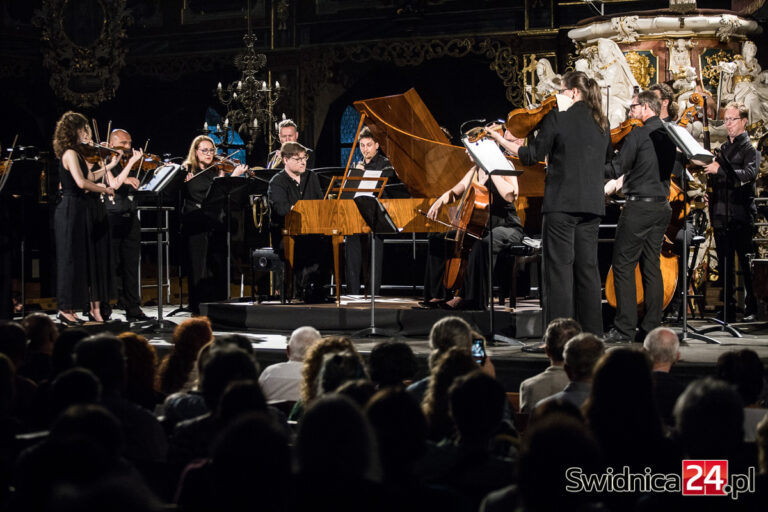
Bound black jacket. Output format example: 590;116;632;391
709;131;759;225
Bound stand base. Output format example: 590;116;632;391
167;306;191;317
352;326;399;338
488;333;526;347
135;318;177;333
698;317;743;338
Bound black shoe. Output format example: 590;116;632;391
57;312;84;326
604;327;633;343
417;299;444;309
86;313;105;324
126;311;153;322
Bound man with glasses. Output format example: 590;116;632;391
703;102;759;321
268;141;327;301
265;119;314;170
603;90;677;343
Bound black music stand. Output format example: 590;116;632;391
463;136;525;346
0;158;43;318
351;195;400;338
206;176;254;301
136;164;185;332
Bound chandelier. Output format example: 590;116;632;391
215;6;280;156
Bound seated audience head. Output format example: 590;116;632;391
643;326;680;368
423;346;479;441
158;316;213;394
528;397;585;426
51;367;102;417
368;340;418;388
117;332;158;401
544;317;582;364
758;413;768;473
296;394;375;481
300;335;359;403
287;326;321;362
518;412;603;511
215;379;267;424
317;350;369;396
336;379;377;408
52;327;90;377
366;387;427;477
715;349;765;406
0;321;27;368
22;312;58;354
51;404;124;460
428;316;473;369
0;353;14;416
674;377;744;459
200;346;259;410
563;333;605;383
74;334;126;392
449;370;505;443
214;333;257;358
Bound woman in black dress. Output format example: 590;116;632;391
52;112;115;324
181;135;248;314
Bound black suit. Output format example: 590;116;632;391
518;101;613;334
605;116;675;338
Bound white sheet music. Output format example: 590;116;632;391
462;137;516;175
354;169;383;198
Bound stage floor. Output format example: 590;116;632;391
48;297;768;391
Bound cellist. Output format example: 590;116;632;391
423;126;524;310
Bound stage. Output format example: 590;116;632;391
54;296;768;393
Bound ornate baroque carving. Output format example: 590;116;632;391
33;0;132;108
716;14;741;42
611;16;640;44
700;49;736;91
624;51;656;89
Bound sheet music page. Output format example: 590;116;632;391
663;122;714;163
462;137;516;174
354;169;383;198
140;164;178;192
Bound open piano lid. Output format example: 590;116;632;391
353;89;471;198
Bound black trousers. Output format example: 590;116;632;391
109;212;142;315
611;201;672;337
541;212;603;335
713;219;756;314
345;234;383;295
184;211;227;314
424;225;523;309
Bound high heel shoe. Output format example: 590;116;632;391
57;312;84;326
87;313;105;324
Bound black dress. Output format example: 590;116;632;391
84;179;115;307
55;154;89;310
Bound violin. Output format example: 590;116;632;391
75;142;121;164
610;118;643;147
466;123;504;143
677;92;704;128
505;95;558;139
121;152;163;172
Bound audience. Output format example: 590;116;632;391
422;347;479;442
643;326;684;427
536;333;604;410
156;317;213;395
118;332;165;412
258;325;320;403
519;318;580;413
0;321;38;424
368;340;419;388
20;313;58;384
716;349;768;442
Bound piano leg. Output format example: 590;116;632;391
333;235;343;305
283;234;295;303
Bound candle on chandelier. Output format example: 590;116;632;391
275;81;280;89
203;122;208;130
261;82;267;91
224;118;229;127
253;118;258;128
216;124;221;132
238;81;242;90
234;93;238;100
217;82;222;91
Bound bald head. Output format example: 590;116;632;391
109;129;131;150
288;326;321;362
643;327;680;368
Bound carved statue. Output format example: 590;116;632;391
719;40;768;125
533;58;562;100
667;38;694;78
590;38;641;128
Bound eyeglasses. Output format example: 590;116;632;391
197;148;215;154
289;156;308;162
630;103;641;109
723;117;743;123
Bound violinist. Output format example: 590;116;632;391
182;135;248;314
423;126;523;310
603;91;676;343
267;141;328;302
506;71;612;335
106;129;152;321
51;111;116;325
703;102;759;322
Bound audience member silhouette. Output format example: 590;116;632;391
368;340;419;388
259;325;321;404
422;347;479;442
49;367;102;420
0;322;37;423
536;333;604;410
716;349;768;442
157;317;213;395
643;327;684;427
336;378;377;408
20;313;58;384
118;332;165;412
317;350;369;396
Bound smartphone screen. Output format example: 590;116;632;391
472;338;486;365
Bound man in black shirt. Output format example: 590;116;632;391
703;102;760;321
344;127;394;295
107;129;152;321
268;141;327;301
604;90;676;343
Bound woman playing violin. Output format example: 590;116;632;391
181;135;248;314
423;126;524;310
52;111;117;325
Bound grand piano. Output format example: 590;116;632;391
283;88;545;303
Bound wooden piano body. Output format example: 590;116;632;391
283;88;545;303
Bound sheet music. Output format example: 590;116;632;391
663;122;714;164
354;169;383;198
462;137;517;175
139;163;180;192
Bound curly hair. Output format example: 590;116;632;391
53;111;90;158
118;332;158;404
422;347;478;441
299;336;361;404
183;135;215;170
156;316;213;394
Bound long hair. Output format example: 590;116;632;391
299;336;361;404
156;316;213;394
562;71;609;133
53;111;90;158
183;135;215;171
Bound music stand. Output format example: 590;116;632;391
136;163;185;332
0;158;43;318
351;195;400;338
206;176;254;301
464;136;525;346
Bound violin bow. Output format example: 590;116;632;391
92;119;114;203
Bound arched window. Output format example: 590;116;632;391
339;105;362;166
